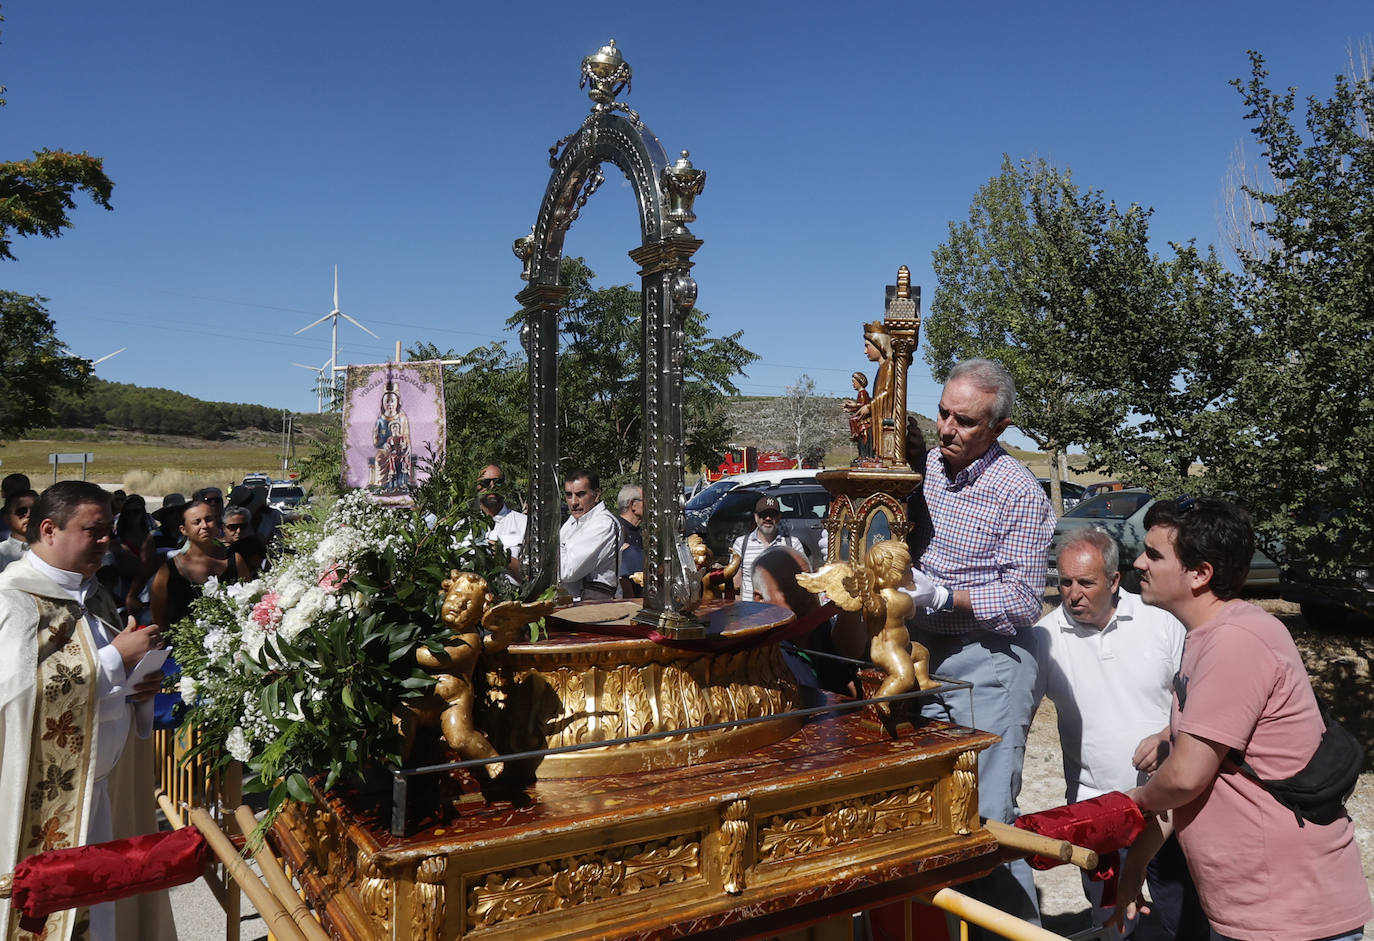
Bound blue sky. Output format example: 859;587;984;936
2;1;1368;446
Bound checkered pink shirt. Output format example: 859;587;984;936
915;444;1053;636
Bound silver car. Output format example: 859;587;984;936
1047;489;1280;591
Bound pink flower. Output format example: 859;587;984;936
250;592;281;628
318;565;344;593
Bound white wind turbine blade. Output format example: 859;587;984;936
340;312;380;338
294;312;334;334
91;347;127;365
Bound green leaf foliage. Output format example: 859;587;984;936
0;291;90;440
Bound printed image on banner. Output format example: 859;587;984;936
341;361;446;504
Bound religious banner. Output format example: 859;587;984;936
341;361;446;504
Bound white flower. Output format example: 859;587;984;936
226;727;252;762
226;581;259;605
179;676;198;704
203;575;222;598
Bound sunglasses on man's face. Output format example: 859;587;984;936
478;476;505;489
756;510;780;520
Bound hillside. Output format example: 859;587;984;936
721;395;939;464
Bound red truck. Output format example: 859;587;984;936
704;446;799;483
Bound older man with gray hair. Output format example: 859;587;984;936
901;357;1054;932
1032;527;1205;941
616;483;644;597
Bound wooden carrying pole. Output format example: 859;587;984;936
919;886;1074;941
983;819;1099;871
187;808;310;941
233;806;331;941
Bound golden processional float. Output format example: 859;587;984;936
264;42;1100;941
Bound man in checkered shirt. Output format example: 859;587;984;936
903;358;1054;932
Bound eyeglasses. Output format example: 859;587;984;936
224;522;247;531
756;510;780;520
477;476;505;489
11;506;32;517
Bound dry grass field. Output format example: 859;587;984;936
0;433;286;495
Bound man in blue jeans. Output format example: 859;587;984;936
903;358;1054;934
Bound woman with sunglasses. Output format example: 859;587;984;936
0;489;37;572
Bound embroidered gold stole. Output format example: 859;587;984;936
6;596;100;941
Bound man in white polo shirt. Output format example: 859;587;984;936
1032;527;1206;941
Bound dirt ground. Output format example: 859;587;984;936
1022;595;1374;935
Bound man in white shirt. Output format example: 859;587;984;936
1032;527;1205;941
0;481;165;941
558;469;619;600
730;495;807;601
477;464;527;576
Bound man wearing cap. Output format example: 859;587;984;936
730;495;807;601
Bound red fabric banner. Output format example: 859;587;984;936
1014;791;1146;905
11;826;212;930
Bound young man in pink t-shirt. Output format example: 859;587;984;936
1114;496;1370;941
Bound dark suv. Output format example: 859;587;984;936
690;482;831;569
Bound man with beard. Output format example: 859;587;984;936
476;464;526;577
730;495;807;601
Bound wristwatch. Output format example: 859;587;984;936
938;590;956;612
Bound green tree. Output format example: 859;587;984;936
0;292;90;439
1083;243;1247;497
509;256;757;489
1202;51;1374;573
1;9;114;260
926;156;1147;512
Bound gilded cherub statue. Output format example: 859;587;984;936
796;540;937;703
402;571;556;769
688;533;741;601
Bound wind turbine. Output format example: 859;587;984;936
294;266;379;399
291;357;332;412
91;347;127;367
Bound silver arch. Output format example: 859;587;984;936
515;53;706;633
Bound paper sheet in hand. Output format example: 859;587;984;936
127;647;171;688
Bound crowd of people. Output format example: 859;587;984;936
1;352;1370;941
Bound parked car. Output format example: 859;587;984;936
1080;479;1131;500
1281;560;1374;627
1037;478;1086;511
688;480;831;570
267;481;309;520
684;468;823;530
1046;489;1280;592
1279;500;1373;625
240;472;271;489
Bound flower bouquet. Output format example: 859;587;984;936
166;490;522;816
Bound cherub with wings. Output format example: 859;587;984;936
796;539;936;701
403;570;555;768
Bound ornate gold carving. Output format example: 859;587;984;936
719;800;750;895
950;750;979;835
411;856;447;941
466;836;701;929
356;848;392;928
758;786;936;863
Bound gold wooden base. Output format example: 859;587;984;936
270;710;999;941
